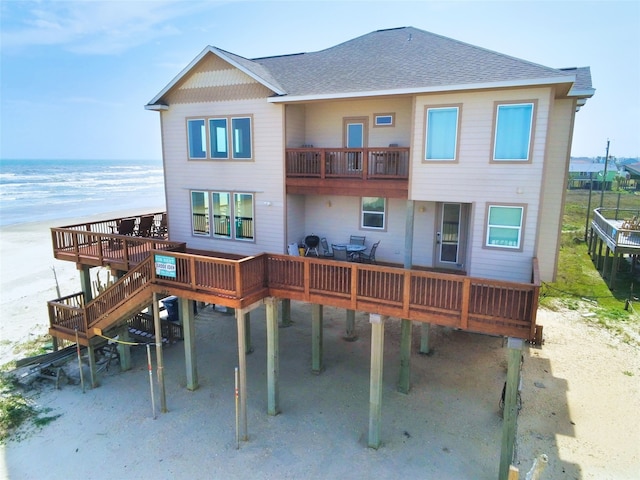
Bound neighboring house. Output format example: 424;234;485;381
568;159;619;190
145;26;594;284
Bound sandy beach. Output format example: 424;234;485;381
1;213;639;479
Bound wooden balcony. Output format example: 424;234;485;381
49;246;540;344
590;208;640;253
589;207;640;288
51;213;185;271
286;147;410;198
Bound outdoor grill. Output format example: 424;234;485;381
305;235;319;249
304;235;320;256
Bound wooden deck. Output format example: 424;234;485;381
589;207;640;289
49;218;540;345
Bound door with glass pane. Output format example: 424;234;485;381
434;203;468;271
344;117;367;172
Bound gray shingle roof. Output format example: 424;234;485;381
250;27;588;98
147;26;593;107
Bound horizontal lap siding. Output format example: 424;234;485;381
537;97;575;282
411;88;552;282
304;98;413;147
161;98;285;257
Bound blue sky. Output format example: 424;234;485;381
1;0;638;160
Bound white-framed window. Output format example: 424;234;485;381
212;192;231;238
231;117;252;159
209;118;228;159
374;113;395;127
361;197;386;230
485;205;524;249
187;115;253;160
187;119;207;159
425;106;460;161
492;102;534;162
190;190;254;241
191;190;210;235
233;192;254;240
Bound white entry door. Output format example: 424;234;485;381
435;203;468;271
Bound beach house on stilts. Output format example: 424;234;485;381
47;27;593;461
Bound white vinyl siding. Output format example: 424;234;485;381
160;97;284;256
412;88;551;282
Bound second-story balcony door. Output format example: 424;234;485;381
344;117;368;172
435;203;468;271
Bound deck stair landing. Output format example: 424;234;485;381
48;258;155;346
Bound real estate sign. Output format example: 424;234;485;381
155;254;176;278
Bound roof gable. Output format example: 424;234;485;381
147;26;593;108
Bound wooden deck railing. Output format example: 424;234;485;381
149;251;539;339
49;247;539;342
47;292;87;336
591;208;640;250
57;212;166;235
51;216;185;270
286;147;410;180
48;259;154;341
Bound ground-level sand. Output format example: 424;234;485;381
1;217;639;479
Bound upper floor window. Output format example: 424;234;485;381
361;197;386;230
187;115;253;160
209;118;228;158
485;205;524;249
425;106;460;161
492;103;534;162
374;113;395;127
187;119;207;159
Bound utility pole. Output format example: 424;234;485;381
585;171;594;242
599;139;611;209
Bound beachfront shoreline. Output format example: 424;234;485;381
0;207;163;366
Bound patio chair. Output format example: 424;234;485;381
136;215;155;237
320;237;333;258
331;244;348;261
153;213;168;238
109;217;136;248
358;241;380;264
112;217;136;236
350;235;366;245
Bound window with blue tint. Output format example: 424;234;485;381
347;123;364;148
187;119;206;159
374;114;394;127
425;107;459;161
191;191;210;235
361;197;385;229
209;118;228;158
232;117;252;159
493;103;534;161
486;205;523;249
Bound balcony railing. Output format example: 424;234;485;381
286;147;410;179
51;212;185;270
591;207;640;251
49;215;539;343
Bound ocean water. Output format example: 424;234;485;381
0;159;166;227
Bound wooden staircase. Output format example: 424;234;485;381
48;258;154;346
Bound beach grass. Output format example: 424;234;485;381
540;189;640;343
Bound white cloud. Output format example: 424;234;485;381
0;0;220;55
